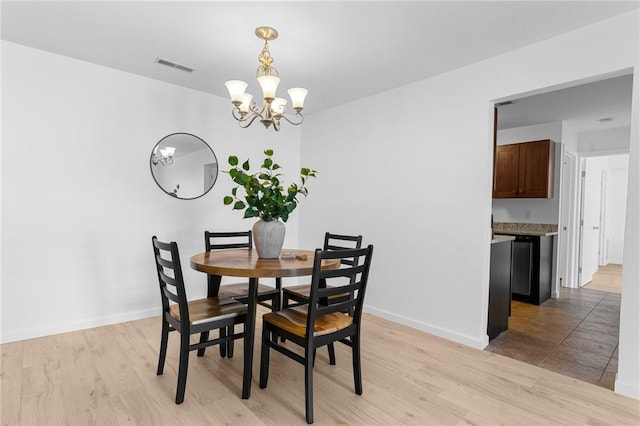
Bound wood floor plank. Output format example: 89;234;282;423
1;311;638;426
0;340;23;426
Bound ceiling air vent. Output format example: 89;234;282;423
154;57;194;73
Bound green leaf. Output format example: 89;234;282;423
229;168;238;179
231;187;237;196
264;149;274;156
301;167;310;176
229;155;238;166
223;196;234;205
264;158;273;168
239;174;251;185
233;201;246;210
242;160;250;171
244;208;260;219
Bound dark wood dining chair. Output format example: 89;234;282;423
152;236;250;404
204;230;282;357
282;233;362;309
259;245;374;424
282;233;362;364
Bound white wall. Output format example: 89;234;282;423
300;10;639;398
619;63;640;399
579;126;631;155
492;122;563;224
0;41;303;343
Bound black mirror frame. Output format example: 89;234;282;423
149;132;218;200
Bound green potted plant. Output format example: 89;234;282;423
223;149;317;258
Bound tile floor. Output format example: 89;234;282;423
486;285;620;390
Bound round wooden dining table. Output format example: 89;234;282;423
190;248;340;399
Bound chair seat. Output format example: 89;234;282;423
283;284;348;300
218;282;280;299
263;306;353;338
170;297;247;325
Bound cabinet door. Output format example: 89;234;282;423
518;140;554;198
493;144;519;198
512;240;532;297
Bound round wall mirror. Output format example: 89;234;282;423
150;133;218;200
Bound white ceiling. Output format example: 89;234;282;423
497;73;634;132
2;1;638;131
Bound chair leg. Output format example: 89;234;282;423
352;334;362;395
274;292;281;312
219;327;227;358
227;325;234;358
274;278;282;312
280;292;289;343
259;325;271;389
175;332;190;404
157;319;169;375
327;343;336;365
197;331;209;357
304;348;314;424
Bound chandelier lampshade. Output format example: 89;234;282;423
152;146;176;166
225;27;307;131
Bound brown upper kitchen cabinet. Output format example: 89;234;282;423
493;139;555;199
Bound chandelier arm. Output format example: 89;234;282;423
231;108;245;121
238;114;262;129
248;101;263;115
278;113;304;126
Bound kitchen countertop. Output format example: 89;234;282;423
491;234;515;244
493;222;558;237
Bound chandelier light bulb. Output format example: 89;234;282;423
239;93;254;114
257;75;280;100
271;98;287;115
287;88;308;110
159;146;176;158
225;80;248;105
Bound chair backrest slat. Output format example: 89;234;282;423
205;230;252;251
305;245;373;339
152;236;189;325
324;233;362;268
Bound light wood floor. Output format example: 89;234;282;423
583;264;623;294
2;309;639;425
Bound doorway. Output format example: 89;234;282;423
488;72;632;389
577;154;629;287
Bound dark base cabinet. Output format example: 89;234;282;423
488;240;512;341
511;235;553;305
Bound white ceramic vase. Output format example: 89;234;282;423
253;218;285;258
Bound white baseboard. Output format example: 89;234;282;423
364;304;489;350
615;376;640;400
0;308;159;344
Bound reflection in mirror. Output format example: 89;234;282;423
150;133;218;200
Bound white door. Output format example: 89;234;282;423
578;157;603;286
559;152;577;288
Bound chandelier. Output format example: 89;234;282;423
225;27;308;131
152;146;176;166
